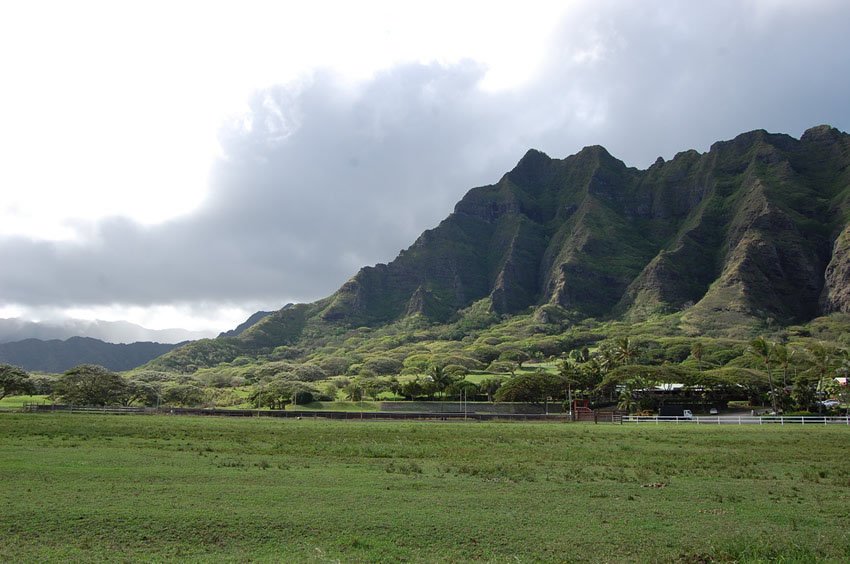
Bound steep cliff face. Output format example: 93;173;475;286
822;226;850;313
313;126;850;329
152;126;850;371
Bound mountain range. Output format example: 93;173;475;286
315;125;850;326
0;337;179;373
0;317;214;345
0;319;212;372
144;125;850;371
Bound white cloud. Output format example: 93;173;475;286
0;0;848;333
0;0;571;242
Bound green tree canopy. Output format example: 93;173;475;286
162;383;205;407
498;349;531;368
0;364;34;400
250;379;317;409
361;356;404;375
495;372;562;403
124;380;162;407
55;365;128;406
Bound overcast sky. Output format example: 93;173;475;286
1;0;849;334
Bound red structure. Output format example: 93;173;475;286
572;399;593;421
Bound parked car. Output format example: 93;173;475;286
819;399;840;408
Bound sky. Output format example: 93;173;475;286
1;0;849;338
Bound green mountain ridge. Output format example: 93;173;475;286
0;336;178;373
150;125;850;373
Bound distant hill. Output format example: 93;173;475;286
0;318;214;345
0;337;179;373
149;125;850;372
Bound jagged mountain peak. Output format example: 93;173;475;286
315;126;850;327
801;124;844;142
150;126;850;372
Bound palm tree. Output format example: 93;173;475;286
613;337;642;366
617;388;637;413
617;378;652;413
748;337;779;414
568;347;591;364
772;344;795;388
805;342;835;393
429;364;455;399
344;380;363;402
558;358;581;410
596;347;618;373
479;378;502;402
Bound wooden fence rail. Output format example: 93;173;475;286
22;404;570;421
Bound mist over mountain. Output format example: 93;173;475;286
0;318;215;345
150;125;850;372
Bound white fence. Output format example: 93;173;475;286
622;415;850;425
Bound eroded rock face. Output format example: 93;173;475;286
153;126;850;371
316;126;850;328
821;227;850;314
684;180;826;322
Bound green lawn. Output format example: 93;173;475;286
1;413;848;562
0;394;49;409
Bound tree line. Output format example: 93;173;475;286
2;335;848;413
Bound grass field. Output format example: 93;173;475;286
1;414;849;562
0;395;49;409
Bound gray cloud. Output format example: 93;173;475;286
2;0;849;318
